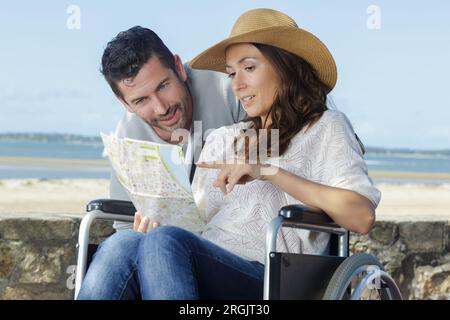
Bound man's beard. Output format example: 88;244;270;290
148;102;186;133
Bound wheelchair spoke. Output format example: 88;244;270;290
323;253;402;300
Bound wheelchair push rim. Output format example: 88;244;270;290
323;253;403;300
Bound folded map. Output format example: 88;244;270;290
101;133;204;233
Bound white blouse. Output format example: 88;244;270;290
192;110;381;264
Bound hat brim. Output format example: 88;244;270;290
189;26;337;91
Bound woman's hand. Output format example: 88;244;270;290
133;212;160;233
197;161;272;194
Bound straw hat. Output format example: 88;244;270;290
189;8;337;91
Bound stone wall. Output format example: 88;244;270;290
351;221;450;300
0;216;114;300
0;215;448;300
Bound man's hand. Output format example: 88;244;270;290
133;212;160;233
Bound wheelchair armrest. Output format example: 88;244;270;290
86;199;136;216
279;204;340;229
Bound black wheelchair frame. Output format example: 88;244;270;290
74;199;403;300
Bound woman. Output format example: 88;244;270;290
133;8;380;299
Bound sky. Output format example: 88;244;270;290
0;0;449;150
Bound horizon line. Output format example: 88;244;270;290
0;131;449;153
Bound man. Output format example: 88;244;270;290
77;26;244;299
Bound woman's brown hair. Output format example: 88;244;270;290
236;43;331;161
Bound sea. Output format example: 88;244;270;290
0;139;109;179
1;137;450;184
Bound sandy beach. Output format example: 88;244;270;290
0;179;110;218
0;178;449;222
0;156;449;221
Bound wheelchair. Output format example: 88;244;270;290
74;199;403;300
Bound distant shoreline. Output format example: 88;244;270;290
1;133;449;155
0;156;108;167
369;170;450;181
1;156;450;181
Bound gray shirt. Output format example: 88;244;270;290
110;64;245;230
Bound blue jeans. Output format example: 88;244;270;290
77;230;143;300
77;226;264;300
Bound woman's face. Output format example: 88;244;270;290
225;43;280;126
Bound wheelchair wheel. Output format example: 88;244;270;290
323;253;403;300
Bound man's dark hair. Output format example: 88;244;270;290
101;26;177;100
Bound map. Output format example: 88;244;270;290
101;133;204;233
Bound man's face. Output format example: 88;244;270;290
117;55;193;143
